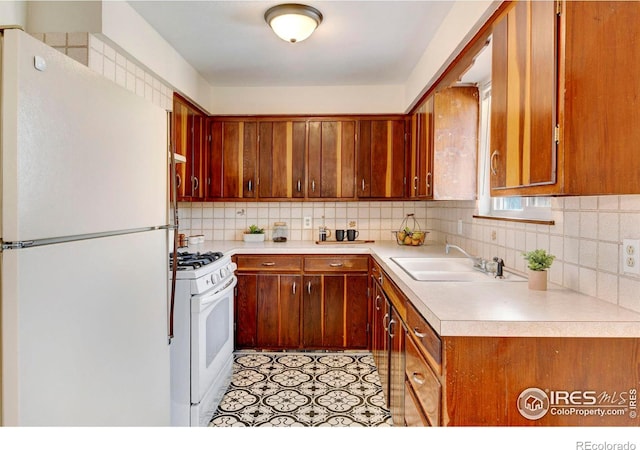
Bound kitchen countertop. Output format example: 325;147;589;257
183;240;640;338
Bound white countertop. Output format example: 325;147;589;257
183;240;640;338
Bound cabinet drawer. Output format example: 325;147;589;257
304;255;369;272
405;334;441;426
406;302;442;373
236;255;302;272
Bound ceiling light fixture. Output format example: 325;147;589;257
264;3;323;44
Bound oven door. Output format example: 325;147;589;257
190;275;237;419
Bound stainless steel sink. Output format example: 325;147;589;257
390;257;527;282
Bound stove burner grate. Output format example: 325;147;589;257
170;251;224;270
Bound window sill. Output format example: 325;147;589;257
472;215;555;226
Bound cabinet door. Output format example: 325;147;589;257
256;275;280;347
433;86;478;200
308;120;357;198
279;275;302;348
302;275;323;348
345;274;369;349
373;284;390;405
358;119;406;198
258;121;306;198
389;305;405;425
490;0;558;194
208;120;258;198
409;98;434;198
173;95;205;200
235;273;257;349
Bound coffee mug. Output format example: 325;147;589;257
335;229;345;241
347;229;359;241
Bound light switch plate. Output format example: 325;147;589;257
622;239;640;275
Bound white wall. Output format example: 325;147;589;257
26;1;101;32
0;0;27;28
210;84;405;115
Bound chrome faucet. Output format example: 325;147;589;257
445;243;486;271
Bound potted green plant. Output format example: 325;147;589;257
522;249;555;290
243;224;265;243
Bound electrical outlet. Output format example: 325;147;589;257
348;221;357;228
623;239;640;275
457;220;463;235
303;216;312;229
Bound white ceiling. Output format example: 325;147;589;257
127;1;466;88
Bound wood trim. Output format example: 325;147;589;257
472;214;555;226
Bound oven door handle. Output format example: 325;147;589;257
192;276;237;311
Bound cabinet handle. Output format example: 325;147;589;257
261;262;275;266
311;179;316;192
388;318;396;338
375;295;381;311
383;313;389;332
329;262;343;267
307;281;312;294
412;372;426;385
292;282;296;295
378;274;383;285
176;174;181;189
413;327;427;338
248;179;253;192
490;150;499;175
361;178;366;191
413;176;418;192
192;176;199;191
297;179;301;192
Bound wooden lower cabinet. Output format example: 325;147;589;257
302;273;369;350
235;254;369;351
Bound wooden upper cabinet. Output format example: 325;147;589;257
409;97;434;199
258;121;306;199
561;1;640;195
208;119;258;198
357;119;406;198
173;94;206;200
490;0;640;196
409;87;478;201
307;120;357;199
433;86;478;200
490;0;557;194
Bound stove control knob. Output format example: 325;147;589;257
220;267;227;278
210;273;218;284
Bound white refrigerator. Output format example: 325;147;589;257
1;29;172;425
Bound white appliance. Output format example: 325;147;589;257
170;251;237;426
1;29;172;425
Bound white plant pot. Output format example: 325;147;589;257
243;233;265;243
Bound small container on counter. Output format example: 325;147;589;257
272;222;288;242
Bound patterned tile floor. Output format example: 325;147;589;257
209;351;393;427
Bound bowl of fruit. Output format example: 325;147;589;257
394;214;428;246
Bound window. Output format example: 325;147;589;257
477;81;552;222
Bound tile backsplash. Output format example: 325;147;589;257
178;195;640;313
177;201;428;243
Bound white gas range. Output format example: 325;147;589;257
169;251;237;427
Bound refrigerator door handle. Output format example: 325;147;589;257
168;111;179;344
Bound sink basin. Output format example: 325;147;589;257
390;257;527;282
